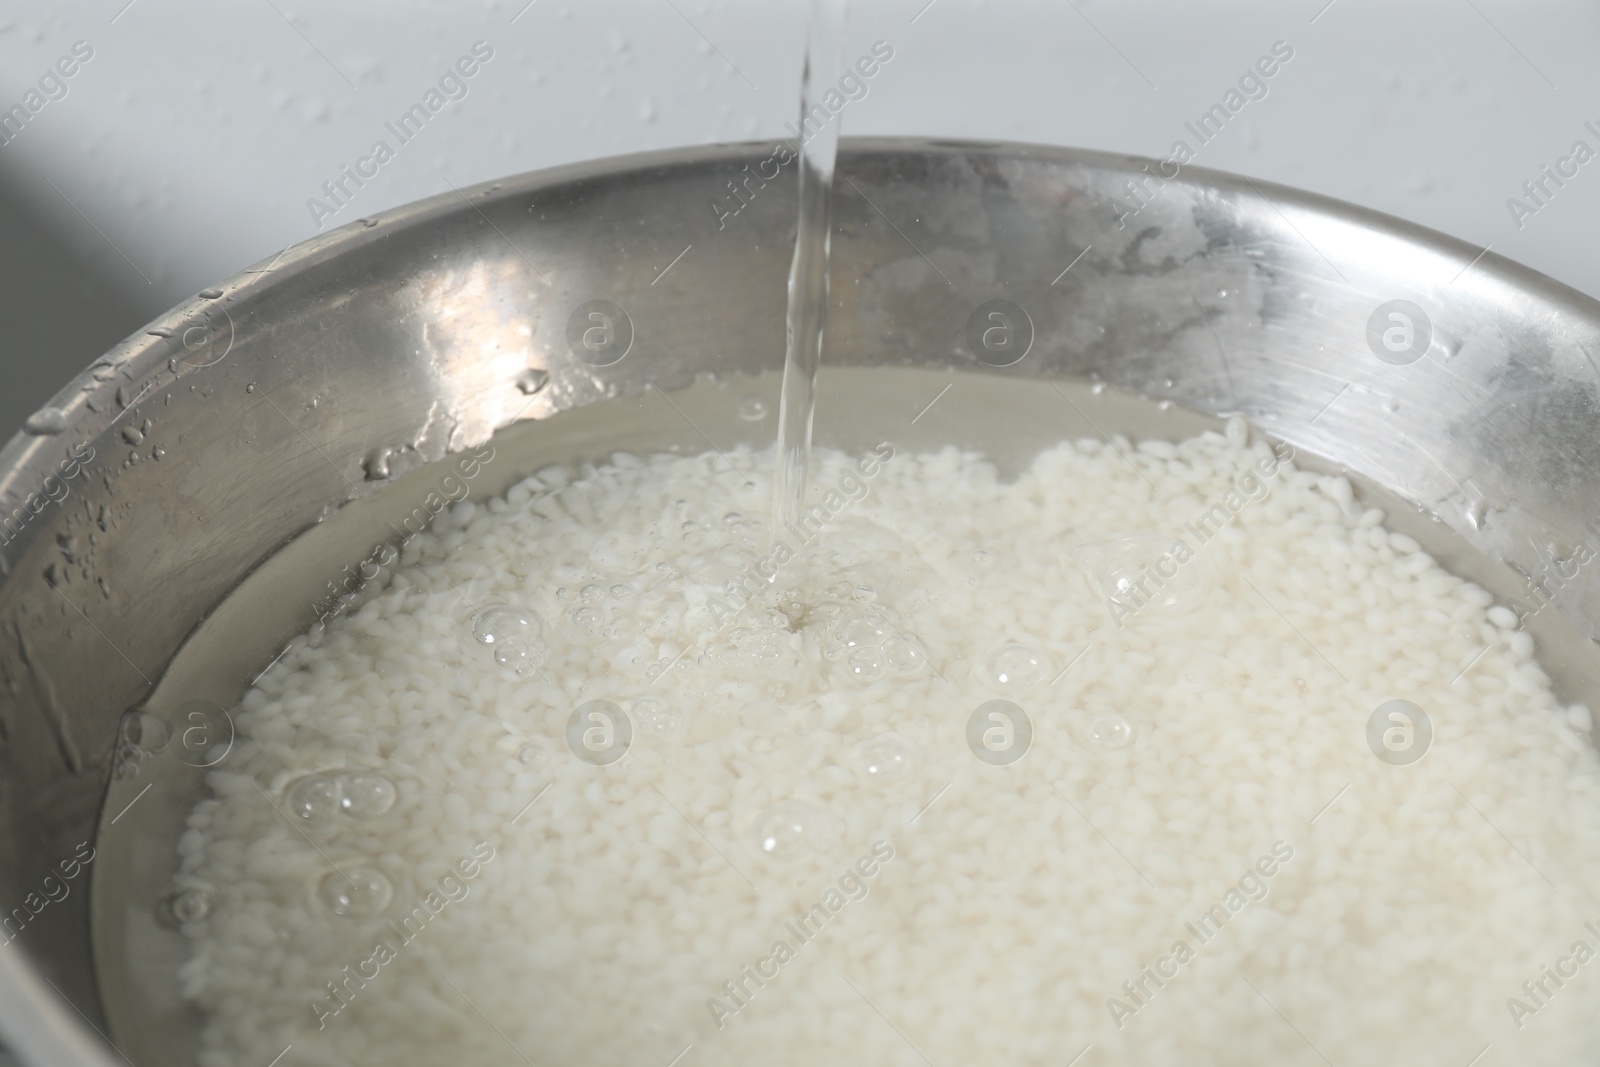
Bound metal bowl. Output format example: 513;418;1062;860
3;138;1599;1066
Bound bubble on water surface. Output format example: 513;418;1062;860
1076;535;1211;619
317;867;393;919
164;888;211;925
982;643;1053;692
856;736;914;782
1085;713;1136;750
155;885;214;928
752;802;834;858
470;606;549;671
339;773;397;819
287;774;344;824
287;771;398;822
847;644;886;680
839;612;892;649
632;698;681;738
881;635;926;674
120;710;172;753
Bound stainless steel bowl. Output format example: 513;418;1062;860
3;137;1599;1066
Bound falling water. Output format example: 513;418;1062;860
771;0;848;536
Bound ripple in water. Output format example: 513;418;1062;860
470;605;549;673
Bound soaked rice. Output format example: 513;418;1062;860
175;420;1600;1067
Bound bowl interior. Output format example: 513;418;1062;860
1;138;1599;1065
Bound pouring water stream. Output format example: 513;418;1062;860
771;0;849;538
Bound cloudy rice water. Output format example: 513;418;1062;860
171;416;1600;1066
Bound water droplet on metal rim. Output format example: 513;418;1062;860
23;407;68;435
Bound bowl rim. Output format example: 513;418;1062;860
5;133;1595;546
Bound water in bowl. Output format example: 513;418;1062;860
91;367;1600;1067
